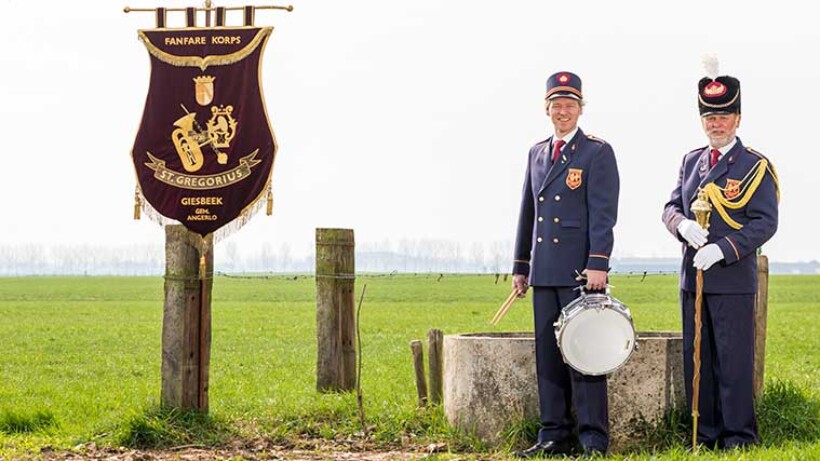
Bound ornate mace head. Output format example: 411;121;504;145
690;188;713;230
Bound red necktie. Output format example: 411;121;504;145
552;140;566;164
710;148;720;168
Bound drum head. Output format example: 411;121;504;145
559;307;635;375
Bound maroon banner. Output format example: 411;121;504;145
132;27;276;237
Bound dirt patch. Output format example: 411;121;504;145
36;439;461;461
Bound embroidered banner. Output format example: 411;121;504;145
132;27;276;237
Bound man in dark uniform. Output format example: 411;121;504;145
512;71;620;457
662;69;779;449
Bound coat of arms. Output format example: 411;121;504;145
724;178;741;200
566;168;583;190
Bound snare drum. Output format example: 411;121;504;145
553;289;636;376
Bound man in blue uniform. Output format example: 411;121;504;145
662;71;779;449
512;71;620;457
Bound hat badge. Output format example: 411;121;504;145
558;73;570;84
703;81;727;98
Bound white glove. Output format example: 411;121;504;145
677;219;709;249
693;244;724;271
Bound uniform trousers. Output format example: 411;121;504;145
681;290;758;448
532;286;609;451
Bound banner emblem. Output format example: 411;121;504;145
207;105;237;151
566;168;583;190
194;75;215;106
132;27;276;237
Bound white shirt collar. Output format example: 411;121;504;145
553;127;579;148
711;137;737;156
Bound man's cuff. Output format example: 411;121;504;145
716;237;740;264
513;260;530;277
586;254;610;272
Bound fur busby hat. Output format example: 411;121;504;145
698;55;740;116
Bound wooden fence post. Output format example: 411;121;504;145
428;329;443;405
315;228;356;392
161;225;213;411
753;254;769;400
411;340;428;407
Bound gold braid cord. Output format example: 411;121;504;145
702;159;774;230
137;27;272;71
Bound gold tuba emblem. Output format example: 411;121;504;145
194;75;215;106
171;112;206;172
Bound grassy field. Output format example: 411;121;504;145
0;274;818;460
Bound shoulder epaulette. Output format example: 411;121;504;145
586;134;607;144
746;147;780;201
689;146;707;154
746;146;768;160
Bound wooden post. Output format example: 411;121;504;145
161;225;213;411
753;254;769;400
428;329;444;405
315;228;356;392
411;340;428;407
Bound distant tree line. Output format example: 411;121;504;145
2;241;816;276
0;239;515;276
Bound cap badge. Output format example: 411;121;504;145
558;73;570;84
703;81;727;98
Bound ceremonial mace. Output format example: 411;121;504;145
690;188;712;452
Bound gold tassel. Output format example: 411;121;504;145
266;184;274;216
198;233;213;280
199;254;206;280
133;186;142;220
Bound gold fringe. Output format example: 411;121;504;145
134;185;142;220
137;27;271;71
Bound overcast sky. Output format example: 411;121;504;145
1;0;817;263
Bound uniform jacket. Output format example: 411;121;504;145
513;128;620;286
662;138;779;294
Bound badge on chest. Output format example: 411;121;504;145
566;168;583;190
724;178;740;199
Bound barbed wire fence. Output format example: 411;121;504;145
214;269;679;282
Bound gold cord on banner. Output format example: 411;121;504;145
197;233;214;280
266;181;274;215
133;185;142;220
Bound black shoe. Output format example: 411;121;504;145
581;446;606;458
513;439;573;458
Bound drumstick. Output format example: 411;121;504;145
491;289;519;325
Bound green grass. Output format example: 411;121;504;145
0;274;818;460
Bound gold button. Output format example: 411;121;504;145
537;237;543;243
554;195;561;201
554;217;560;223
538;216;544;222
538;196;545;202
553;238;559;244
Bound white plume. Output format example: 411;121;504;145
702;54;719;80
